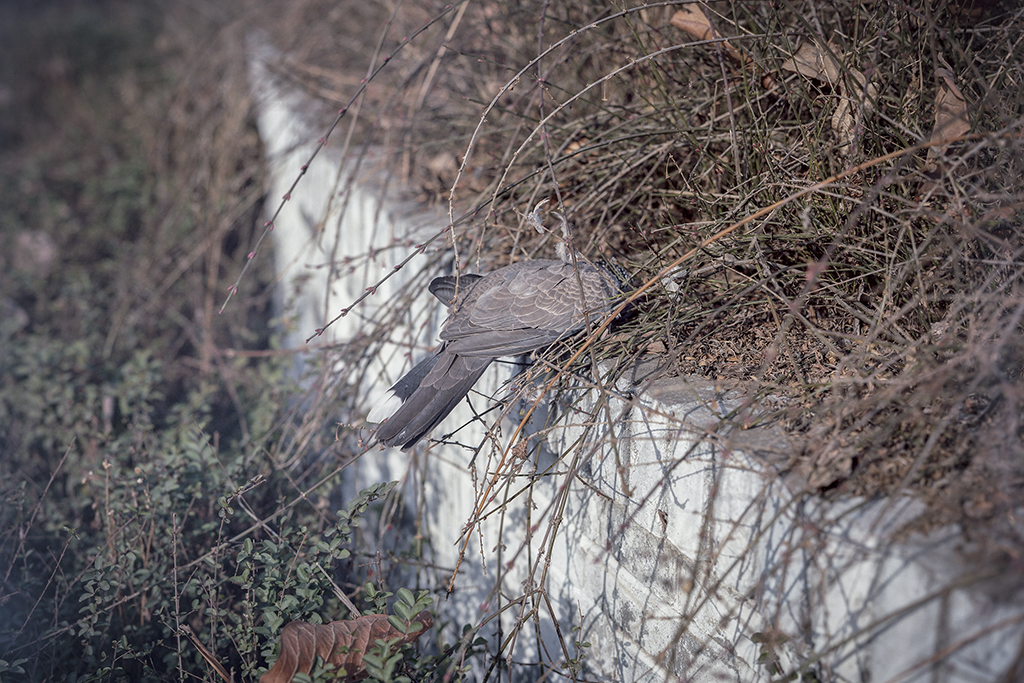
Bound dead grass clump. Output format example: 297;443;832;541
255;1;1024;549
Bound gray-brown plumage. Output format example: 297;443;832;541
368;259;625;449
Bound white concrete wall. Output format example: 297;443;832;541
546;377;1023;682
250;43;1023;683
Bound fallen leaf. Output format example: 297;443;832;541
928;68;970;156
780;39;876;155
780;39;841;83
670;5;746;67
917;67;971;201
670;5;778;87
832;76;879;155
670;5;716;43
260;612;433;683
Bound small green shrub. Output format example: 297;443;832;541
0;3;459;680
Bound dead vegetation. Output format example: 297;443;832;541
267;0;1024;549
2;0;1023;679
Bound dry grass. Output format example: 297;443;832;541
270;0;1024;551
252;5;1024;676
2;0;1022;679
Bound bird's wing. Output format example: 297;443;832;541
440;261;619;354
446;263;582;332
444;327;567;356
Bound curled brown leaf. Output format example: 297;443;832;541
779;39;842;84
669;5;747;67
928;67;970;157
918;67;972;201
780;39;877;155
260;612;433;683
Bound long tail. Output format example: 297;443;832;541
369;349;493;449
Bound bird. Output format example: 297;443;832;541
367;205;628;450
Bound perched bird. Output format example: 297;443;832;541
368;205;627;449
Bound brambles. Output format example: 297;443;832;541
2;0;1023;680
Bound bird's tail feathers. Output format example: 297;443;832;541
367;352;439;423
372;350;492;449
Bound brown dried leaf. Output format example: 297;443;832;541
260;612;433;683
832;76;878;155
669;4;715;41
669;5;745;66
781;40;877;154
928;68;970;156
779;39;842;84
918;68;971;200
833;77;877;154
